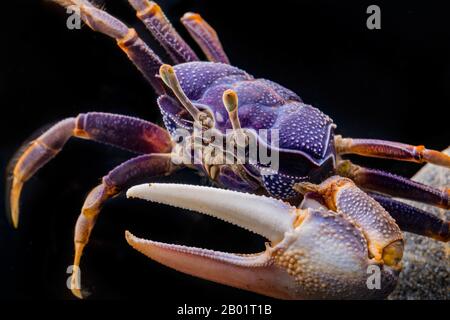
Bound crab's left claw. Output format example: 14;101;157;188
125;184;398;299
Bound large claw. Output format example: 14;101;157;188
126;184;399;299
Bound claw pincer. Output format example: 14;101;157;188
126;179;402;299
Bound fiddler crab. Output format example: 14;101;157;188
7;0;449;299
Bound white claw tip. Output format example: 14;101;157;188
126;183;152;199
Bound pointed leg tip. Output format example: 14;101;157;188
8;178;23;229
69;267;88;299
70;284;92;299
71;288;84;299
11;213;19;229
9;197;20;229
9;199;20;229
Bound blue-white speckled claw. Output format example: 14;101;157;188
125;184;399;299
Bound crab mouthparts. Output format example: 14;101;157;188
125;183;298;298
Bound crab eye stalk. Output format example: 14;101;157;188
222;89;248;147
159;64;213;128
222;89;237;112
222;89;240;127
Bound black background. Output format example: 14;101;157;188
1;0;449;302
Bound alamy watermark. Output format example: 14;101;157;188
66;5;81;30
65;4;381;32
367;5;381;30
366;265;382;290
171;127;280;174
66;265;81;290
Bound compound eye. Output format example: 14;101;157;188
173;133;184;143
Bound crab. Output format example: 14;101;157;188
7;0;449;299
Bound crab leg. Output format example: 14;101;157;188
127;0;199;63
336;160;449;209
181;12;230;64
71;153;176;298
369;193;449;242
52;0;164;93
7;112;171;228
335;135;450;168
